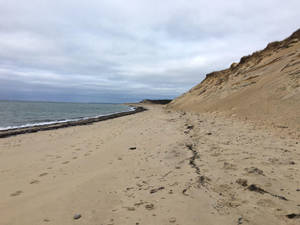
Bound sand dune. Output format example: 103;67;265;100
168;29;300;138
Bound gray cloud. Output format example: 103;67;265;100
0;0;299;102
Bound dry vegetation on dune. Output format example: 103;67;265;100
168;29;300;137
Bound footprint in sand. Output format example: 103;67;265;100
62;161;70;164
39;172;48;177
223;162;237;170
10;190;23;197
30;179;40;184
257;198;275;207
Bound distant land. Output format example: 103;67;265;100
140;99;173;105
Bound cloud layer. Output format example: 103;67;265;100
0;0;299;102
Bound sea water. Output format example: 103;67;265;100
0;100;132;130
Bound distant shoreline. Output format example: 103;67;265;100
0;106;146;138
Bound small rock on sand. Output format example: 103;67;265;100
145;203;154;210
286;213;300;219
236;178;248;187
245;167;264;175
186;125;194;130
73;214;82;220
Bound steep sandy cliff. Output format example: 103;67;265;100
168;29;300;135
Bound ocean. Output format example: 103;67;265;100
0;100;132;130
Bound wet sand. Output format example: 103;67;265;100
0;104;299;225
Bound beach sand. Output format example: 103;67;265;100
0;104;299;225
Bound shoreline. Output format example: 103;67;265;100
0;106;146;138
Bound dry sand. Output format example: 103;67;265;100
1;104;299;225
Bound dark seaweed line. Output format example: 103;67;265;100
186;144;201;175
0;107;147;138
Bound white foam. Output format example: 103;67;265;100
0;107;135;131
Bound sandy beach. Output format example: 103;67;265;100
0;104;299;225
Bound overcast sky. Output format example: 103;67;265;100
0;0;299;102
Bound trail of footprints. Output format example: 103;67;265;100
10;141;103;197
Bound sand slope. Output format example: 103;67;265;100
1;105;299;225
168;29;300;137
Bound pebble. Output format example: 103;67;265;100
236;178;248;187
145;203;154;210
73;214;82;220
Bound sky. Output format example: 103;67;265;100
0;0;299;103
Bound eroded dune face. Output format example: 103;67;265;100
168;29;300;134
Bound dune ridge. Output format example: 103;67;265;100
168;29;300;137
